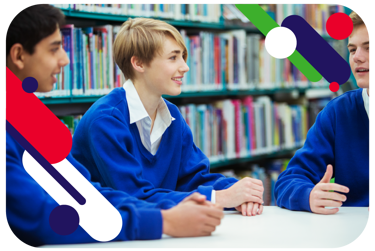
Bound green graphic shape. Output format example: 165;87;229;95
235;4;323;82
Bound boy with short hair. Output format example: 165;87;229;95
274;11;369;214
6;5;223;246
72;18;265;216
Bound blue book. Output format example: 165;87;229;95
221;37;227;85
73;28;81;93
181;4;185;16
233;36;238;84
61;25;74;95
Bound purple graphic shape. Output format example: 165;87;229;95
49;205;80;235
22;77;38;93
282;15;351;85
6;120;86;205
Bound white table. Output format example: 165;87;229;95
42;206;368;248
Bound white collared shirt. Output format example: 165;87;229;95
123;79;175;155
362;88;369;118
123;79;216;203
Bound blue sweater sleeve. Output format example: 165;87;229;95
6;133;168;247
177;119;238;200
274;104;335;212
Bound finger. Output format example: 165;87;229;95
258;204;263;215
320;164;333;183
315;207;339;215
241;203;247;216
203;206;224;219
319;191;347;202
317;199;343;208
319;183;349;193
249;189;264;200
205;215;222;227
247;178;263;186
252;203;259;216
246;202;254;216
183;192;206;203
246;195;263;204
201;229;213;236
214;203;224;211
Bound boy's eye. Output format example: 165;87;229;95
51;48;59;53
170;56;176;60
350;49;356;53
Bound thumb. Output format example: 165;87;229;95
320;164;333;183
183;192;206;203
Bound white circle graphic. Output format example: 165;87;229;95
265;27;297;59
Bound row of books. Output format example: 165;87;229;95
57;94;308;165
178;96;308;163
273;4;345;35
217;159;289;206
53;4;222;23
36;22;336;98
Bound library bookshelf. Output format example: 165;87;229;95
44;4;352;205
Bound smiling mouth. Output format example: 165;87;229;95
171;77;182;81
357;69;369;73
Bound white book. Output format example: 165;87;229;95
223;100;236;159
174;4;181;20
257;96;273;153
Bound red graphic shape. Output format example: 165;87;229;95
329;82;340;92
326;13;353;40
6;67;72;164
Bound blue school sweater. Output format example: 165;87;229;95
6;132;176;247
275;89;369;211
72;87;238;204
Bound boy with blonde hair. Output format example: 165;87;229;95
274;11;369;214
72;18;265;216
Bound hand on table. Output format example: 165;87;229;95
235;202;263;216
309;164;349;215
216;177;264;208
161;193;224;237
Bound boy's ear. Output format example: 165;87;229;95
8;43;27;70
130;56;145;73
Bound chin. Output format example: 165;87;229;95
356;81;369;89
167;88;182;96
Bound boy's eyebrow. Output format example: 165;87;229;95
347;41;369;48
50;41;62;46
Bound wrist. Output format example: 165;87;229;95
215;190;227;207
161;210;172;236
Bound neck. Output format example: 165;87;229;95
132;78;160;121
367;88;369;97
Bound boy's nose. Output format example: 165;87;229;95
353;48;366;63
60;50;70;67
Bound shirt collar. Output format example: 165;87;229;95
123;79;176;124
362;88;369;118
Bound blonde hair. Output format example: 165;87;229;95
113;18;188;81
349;11;365;29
